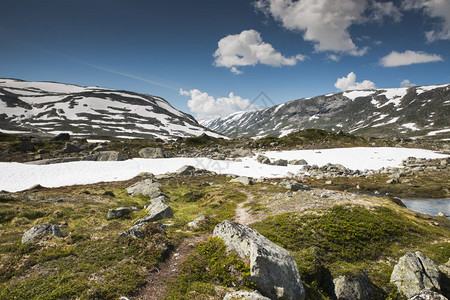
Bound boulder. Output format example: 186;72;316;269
232;148;254;158
230;176;253;186
63;142;82;153
272;159;288;166
25;157;81;165
22;223;62;244
139;147;165;158
126;179;163;198
289;159;308;165
134;198;174;226
279;180;306;191
120;222;166;239
213;220;305;300
409;290;448;300
257;155;271;165
390;251;442;298
89;151;125;161
223;290;271;300
107;207;132;220
31;138;44;146
187;216;206;230
333;270;379;300
51;133;70;141
176;165;196;175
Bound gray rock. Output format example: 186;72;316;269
22;223;62;244
230;176;253;186
279;180;306;191
439;258;450;278
107;207;132;220
257;155;271;165
213;220;305;300
272;159;288;166
126;179;163;198
63;142;81;153
232;148;255;158
289;159;308;165
25;157;81;165
139;147;165;158
391;251;442;298
120;222;166;239
333;270;379;300
409;290;448;300
176;165;196;175
134;198;174;226
31;138;44;146
88;151;125;161
223;290;271;300
187;216;206;229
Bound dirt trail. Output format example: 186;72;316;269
235;192;256;225
134;234;209;300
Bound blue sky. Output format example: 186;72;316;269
1;0;449;120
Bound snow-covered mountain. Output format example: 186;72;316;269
0;78;223;139
202;84;450;140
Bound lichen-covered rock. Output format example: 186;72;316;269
223;290;271;300
257;155;271;165
333;270;380;300
107;207;132;220
408;290;448;300
134;198;173;226
126;179;163;198
390;251;442;298
22;223;62;244
213;220;305;300
138;147;165;158
230;176;253;186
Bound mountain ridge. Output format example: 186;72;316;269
201;84;450;140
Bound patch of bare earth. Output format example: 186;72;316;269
133;234;209;300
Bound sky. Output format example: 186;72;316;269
1;0;449;120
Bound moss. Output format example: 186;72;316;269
165;237;252;300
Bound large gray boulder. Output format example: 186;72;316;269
333;270;379;300
391;252;442;298
289;159;308;166
176;165;196;175
134;198;174;226
126;179;163;198
223;290;271;300
89;151;125;161
139;147;165;158
63;141;82;153
231;148;254;158
213;220;305;300
107;207;132;220
409;290;448;300
272;159;288;166
257;155;271;165
230;176;253;186
22;223;62;244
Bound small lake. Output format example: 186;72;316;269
401;198;450;218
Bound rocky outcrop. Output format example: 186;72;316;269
333;270;380;300
139;147;165;158
22;223;62;244
223;290;271;300
390;252;442;298
86;151;125;161
213;220;305;300
126;179;164;198
134;197;174;226
408;290;448;300
230;176;253;186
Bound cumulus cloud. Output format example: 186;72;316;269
403;0;450;41
380;50;443;67
214;29;305;74
180;88;259;120
334;72;376;91
254;0;370;55
400;79;416;87
371;1;402;22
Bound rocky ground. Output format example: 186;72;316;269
0;130;449;300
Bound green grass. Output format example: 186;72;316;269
165;237;252;300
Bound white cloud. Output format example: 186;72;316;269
214;29;305;74
400;79;416;87
180;88;259;120
403;0;450;41
380;50;443;67
334;72;376;91
254;0;369;55
371;1;402;22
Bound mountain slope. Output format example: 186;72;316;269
0;78;223;139
202;84;450;139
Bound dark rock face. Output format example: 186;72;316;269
52;133;70;141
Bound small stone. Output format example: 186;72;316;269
230;176;253;185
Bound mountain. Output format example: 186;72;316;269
0;78;223;139
202;84;450;140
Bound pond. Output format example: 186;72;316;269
401;198;450;218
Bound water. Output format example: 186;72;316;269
401;198;450;218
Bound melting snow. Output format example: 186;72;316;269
427;129;450;136
401;123;420;131
343;90;376;101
